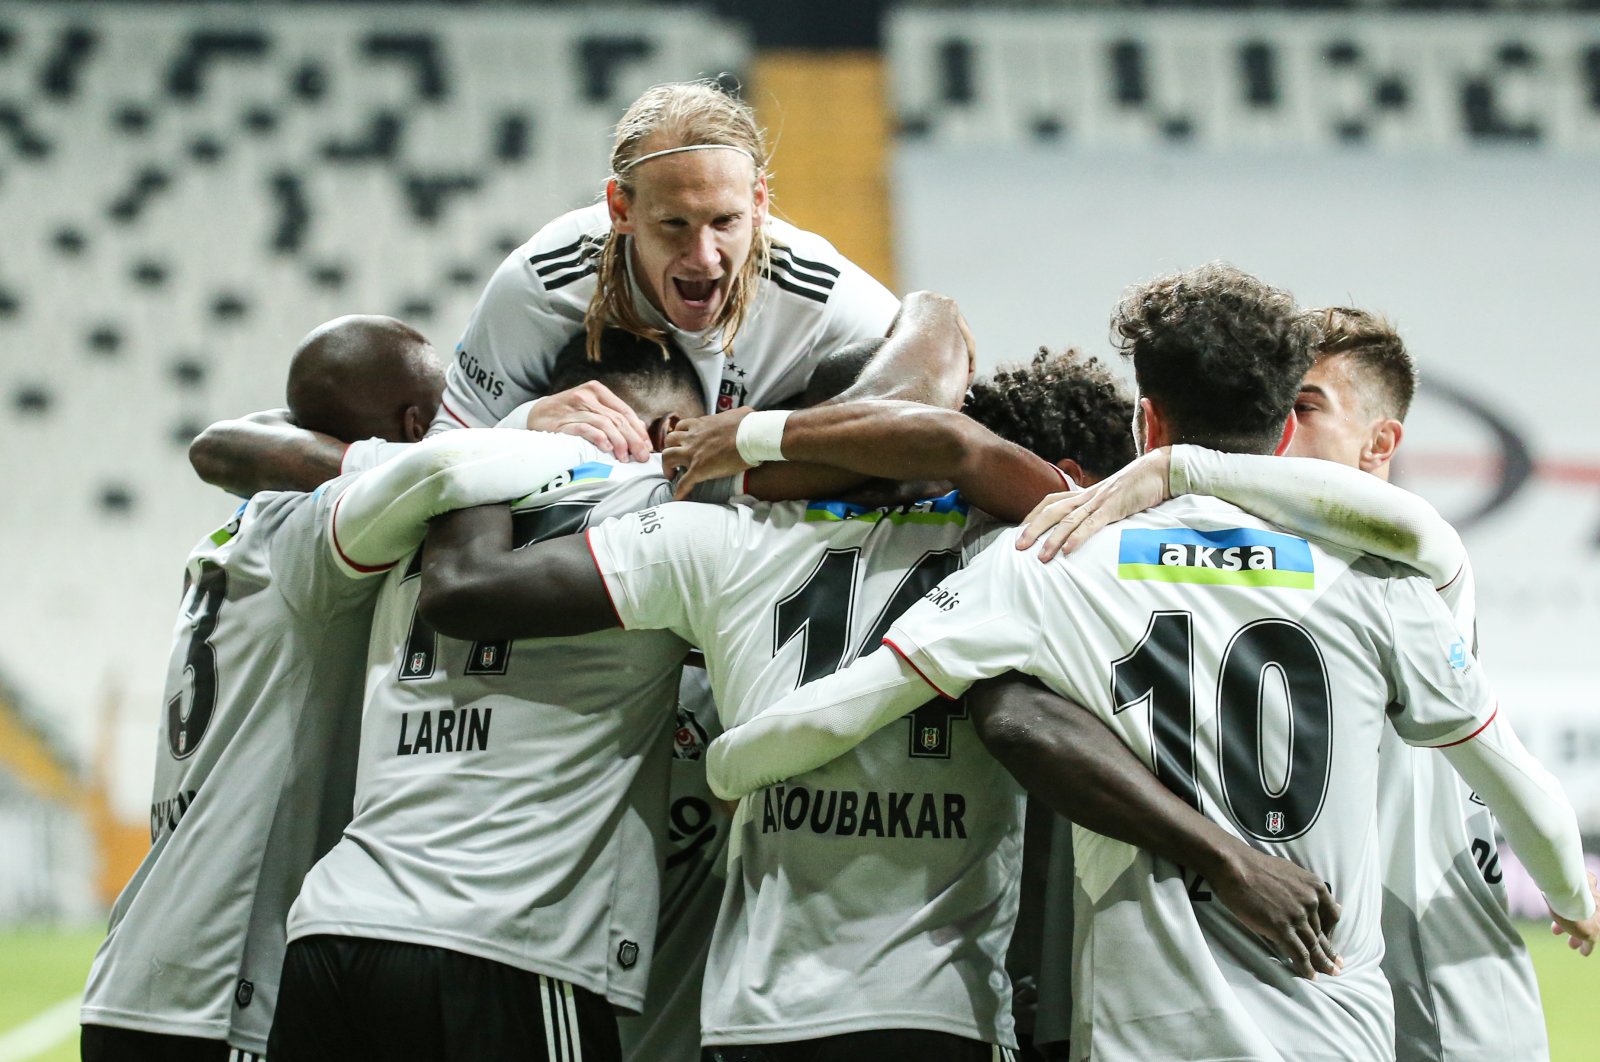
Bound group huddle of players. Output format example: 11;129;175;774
76;80;1597;1062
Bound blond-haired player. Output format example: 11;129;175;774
434;79;915;450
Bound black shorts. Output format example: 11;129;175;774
267;934;619;1062
79;1025;236;1062
704;1030;1018;1062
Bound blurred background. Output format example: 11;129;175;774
0;0;1597;1056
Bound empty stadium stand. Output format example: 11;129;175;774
888;13;1600;150
0;6;750;804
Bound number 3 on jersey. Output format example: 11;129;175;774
167;564;226;759
773;548;968;759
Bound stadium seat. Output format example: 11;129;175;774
0;4;751;760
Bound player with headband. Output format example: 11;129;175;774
430;78;921;454
187;82;939;498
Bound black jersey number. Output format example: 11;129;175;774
167;564;227;759
1112;611;1332;842
772;549;967;759
398;500;600;681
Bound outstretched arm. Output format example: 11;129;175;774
329;430;596;575
669;401;1067;518
1017;446;1466;585
664;290;984;502
707;646;943;799
189;409;347;495
708;529;1039;797
1438;714;1599;952
969;675;1341;979
418;504;618;640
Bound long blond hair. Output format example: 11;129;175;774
585;80;772;362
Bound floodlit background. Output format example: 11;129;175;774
1;1;1598;1057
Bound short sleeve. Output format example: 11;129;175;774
1435;554;1479;652
270;475;379;617
584;501;740;646
434;251;582;431
1384;574;1498;748
814;254;900;355
883;527;1042;699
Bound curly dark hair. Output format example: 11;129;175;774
1113;262;1317;454
964;348;1137;480
1313;306;1416;421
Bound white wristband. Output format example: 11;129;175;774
735;410;791;465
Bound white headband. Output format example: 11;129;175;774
617;143;756;174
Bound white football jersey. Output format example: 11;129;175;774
287;458;687;1013
588;494;1022;1048
883;497;1498;1062
619;666;730;1062
1376;558;1548;1061
434;203;900;431
82;476;376;1054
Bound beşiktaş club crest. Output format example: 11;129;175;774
674;703;710;761
717;363;748;412
1266;811;1285;835
409;652;427;675
921;725;941;751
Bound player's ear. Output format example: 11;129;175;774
1056;458;1092;488
1361;418;1403;475
607;179;634;233
1272;410;1298;456
752;174;770;228
402;404;430;443
1137;397;1168;452
648;414;678;453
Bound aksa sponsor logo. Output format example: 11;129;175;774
1118;527;1314;589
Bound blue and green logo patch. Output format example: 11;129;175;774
527;460;614;498
1118;527;1313;589
804;490;969;527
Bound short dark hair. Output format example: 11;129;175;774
964;348;1137;480
1312;306;1417;421
548;327;705;419
287;314;442;442
1113;262;1317;454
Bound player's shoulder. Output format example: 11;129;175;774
513;454;664;509
1102;495;1403;600
497;202;610;296
188;487;317;578
763;218;866;308
759;491;977;552
596;496;749;557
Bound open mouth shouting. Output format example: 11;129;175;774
669;276;725;328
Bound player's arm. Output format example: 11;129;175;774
828;290;972;409
706;646;943;799
434;244;652;458
688;401;1068;519
423;498;730;646
419;504;618;639
707;534;1036;798
1439;715;1598;951
1018;446;1467;587
664;292;988;501
328;430;598;575
969;675;1341;979
189;409;349;495
1384;578;1599;952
